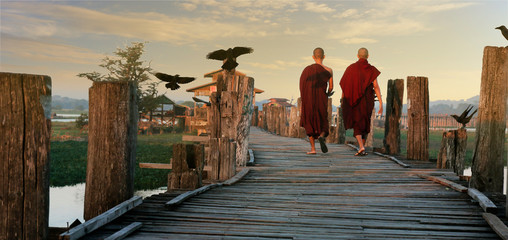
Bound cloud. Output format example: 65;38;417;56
335;9;358;19
2;35;104;65
1;2;270;44
283;28;306;36
305;2;335;13
340;38;378;44
413;2;477;13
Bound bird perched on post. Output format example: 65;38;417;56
154;72;195;90
495;25;508;41
206;47;253;71
451;105;477;128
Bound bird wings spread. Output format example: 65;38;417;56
232;47;253;57
154;72;174;82
177;77;196;84
207;50;227;60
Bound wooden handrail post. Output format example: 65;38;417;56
0;72;51;240
84;81;137;220
470;46;508;193
406;76;429;161
384;79;404;155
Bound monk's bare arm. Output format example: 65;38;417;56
373;79;383;115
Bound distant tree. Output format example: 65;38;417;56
139;81;161;121
75;113;89;129
53;105;63;110
75;105;85;111
77;42;151;85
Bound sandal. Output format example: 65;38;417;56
318;137;328;153
354;149;367;156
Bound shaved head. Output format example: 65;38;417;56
313;47;324;59
358;48;369;59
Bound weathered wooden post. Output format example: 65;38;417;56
168;144;204;189
365;109;376;148
470;46;507;193
252;106;259;126
84;81;137;220
327;98;337;143
0;73;51;240
384;79;404;155
297;98;307;138
337;106;346;144
235;76;255;166
406;76;429;161
288;105;299;137
437;129;467;175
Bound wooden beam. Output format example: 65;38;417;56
103;222;142;240
165;184;221;210
223;168;250;186
418;175;468;193
468;188;498;213
483;213;508;240
182;135;209;143
139;162;211;171
139;163;172;169
59;196;142;240
372;152;411;168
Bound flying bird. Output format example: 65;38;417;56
451;105;477;128
154;72;195;90
206;47;253;71
496;25;508;41
192;97;211;106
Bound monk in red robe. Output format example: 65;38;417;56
300;47;333;154
340;48;383;156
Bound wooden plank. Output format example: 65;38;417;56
139;163;211;171
103;222;142;240
223;169;250;186
60;196;142;240
468;188;498;213
182;135;209;143
483;213;508;240
372;152;411;168
165;184;221;210
418;174;468;193
139;163;172;169
247;149;255;166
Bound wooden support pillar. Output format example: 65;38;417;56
252;106;259;126
365;108;376;148
337;106;346;144
406;76;429;161
297;97;307;138
471;46;508;193
84;81;138;220
235;76;254;166
437;128;467;175
0;73;51;240
262;103;268;130
384;79;404;155
168;144;204;189
288;106;299;137
326;98;336;143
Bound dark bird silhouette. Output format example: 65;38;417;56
192;97;211;106
451;105;477;128
206;47;253;71
154;72;195;90
496;25;508;41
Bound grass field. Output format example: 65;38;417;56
345;127;508;167
50;122;188;190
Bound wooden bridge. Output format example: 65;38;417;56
80;127;500;239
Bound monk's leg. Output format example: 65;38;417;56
308;136;317;154
355;135;365;151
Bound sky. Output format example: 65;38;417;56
1;0;507;105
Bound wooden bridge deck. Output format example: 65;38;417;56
83;127;499;239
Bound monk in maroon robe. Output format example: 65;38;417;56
300;47;333;154
340;48;383;156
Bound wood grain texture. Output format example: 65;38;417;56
384;79;404;155
471;46;508;193
406;76;429;161
81;127;498;239
84;81;137;220
0;73;51;240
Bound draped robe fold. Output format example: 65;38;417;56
340;58;380;137
299;64;331;138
